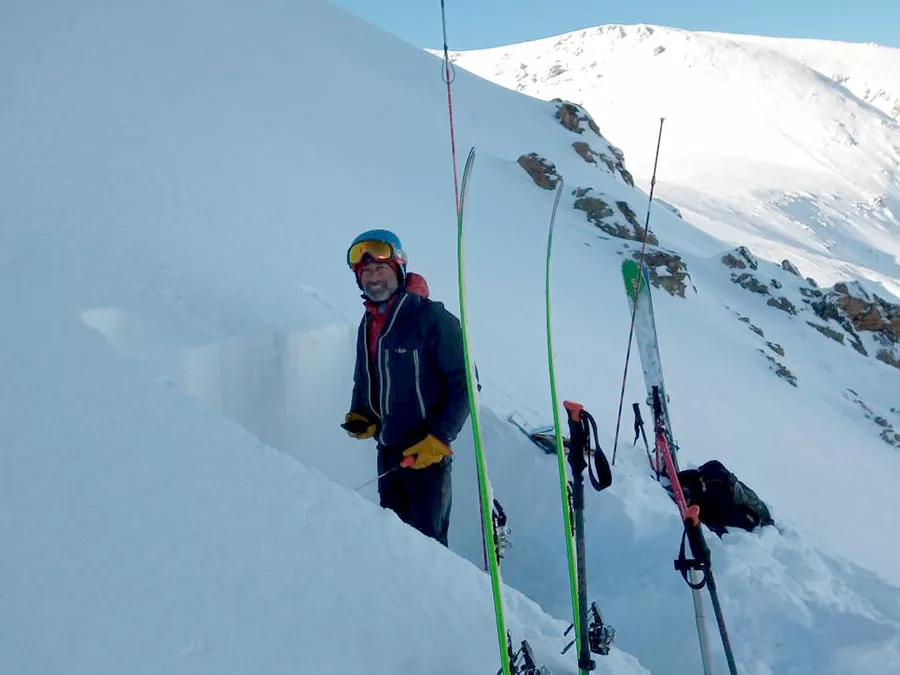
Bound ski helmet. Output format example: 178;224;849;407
347;229;407;287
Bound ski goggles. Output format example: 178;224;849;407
347;240;400;267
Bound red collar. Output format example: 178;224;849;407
364;292;400;316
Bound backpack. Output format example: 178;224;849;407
677;460;774;537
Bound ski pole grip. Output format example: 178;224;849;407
400;456;415;468
685;504;701;527
563;400;584;422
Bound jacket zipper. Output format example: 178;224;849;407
374;294;408;443
384;350;392;416
412;349;426;418
363;323;378;420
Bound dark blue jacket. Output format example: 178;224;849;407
351;290;470;449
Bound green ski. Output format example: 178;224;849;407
456;147;543;675
546;179;615;673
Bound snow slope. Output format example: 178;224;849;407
2;2;900;674
447;25;900;297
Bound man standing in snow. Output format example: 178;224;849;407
343;229;469;546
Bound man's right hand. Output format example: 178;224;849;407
342;412;377;439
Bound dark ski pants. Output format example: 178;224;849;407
377;446;452;546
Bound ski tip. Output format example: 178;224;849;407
621;258;640;275
621;260;644;299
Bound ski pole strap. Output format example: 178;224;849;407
563;401;612;492
632;403;659;480
585;410;612;492
631;402;643;446
675;520;712;590
563;400;589;475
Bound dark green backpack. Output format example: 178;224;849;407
677;460;774;537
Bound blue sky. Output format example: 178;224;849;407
332;0;900;50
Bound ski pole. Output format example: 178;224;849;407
564;401;595;674
354;456;415;492
632;403;659;480
651;387;737;675
560;402;615;671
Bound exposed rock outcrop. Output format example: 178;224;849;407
554;101;601;136
781;259;801;276
553;100;634;186
574;188;658;245
812;282;900;364
632;249;689;298
517;153;560;190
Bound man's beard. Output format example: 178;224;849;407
363;280;394;302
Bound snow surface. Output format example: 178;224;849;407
2;2;899;674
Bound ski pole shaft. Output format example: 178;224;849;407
439;0;461;215
573;482;593;673
690;576;717;675
649;388;721;675
563;402;595;674
353;470;391;492
683;519;738;674
353;456;414;491
705;568;739;675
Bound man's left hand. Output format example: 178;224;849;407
402;435;452;470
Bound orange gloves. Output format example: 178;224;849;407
343;416;450;470
402;434;452;470
343;412;377;439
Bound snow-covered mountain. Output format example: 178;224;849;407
447;24;900;296
2;3;899;674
